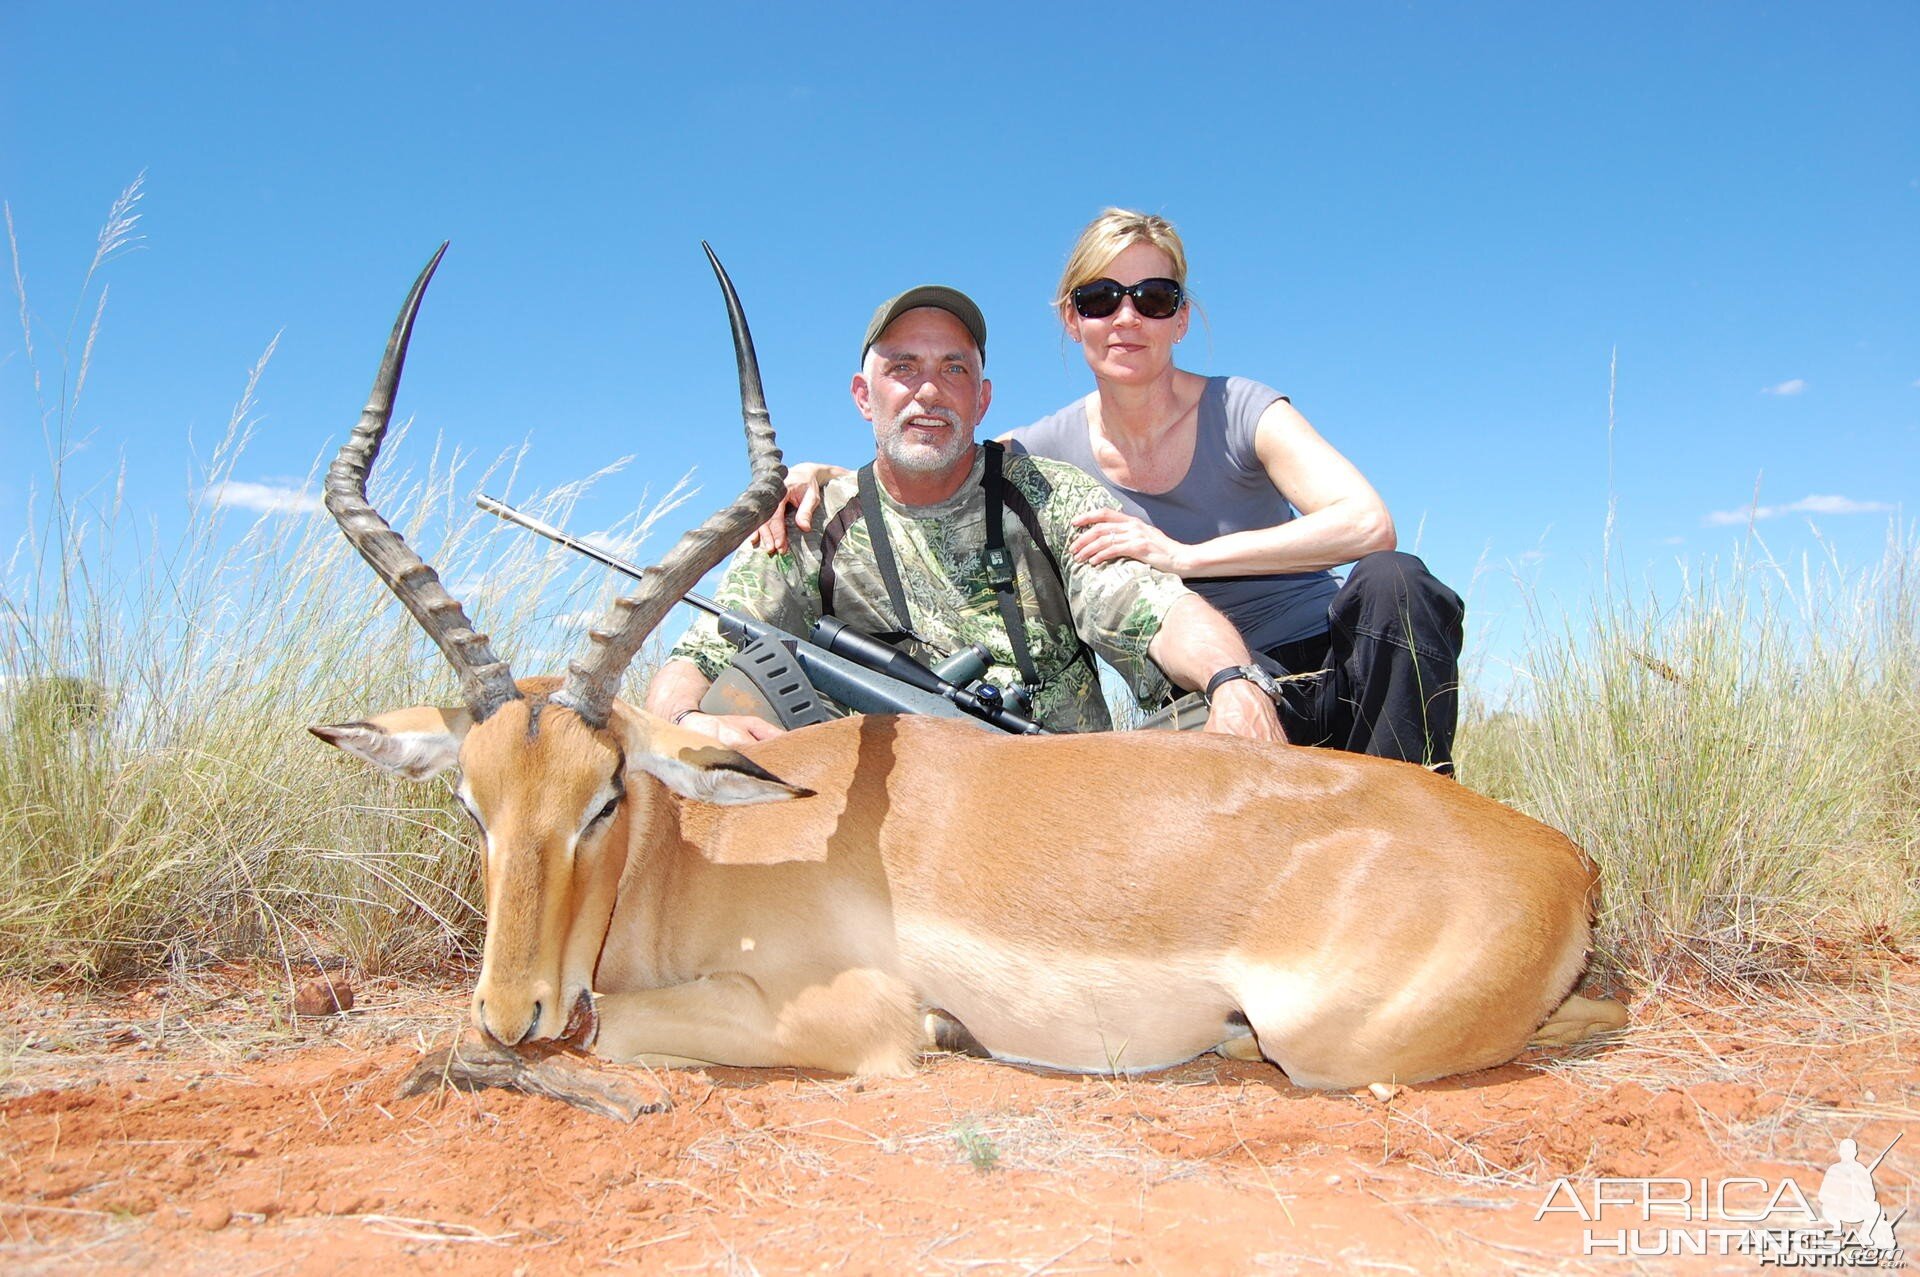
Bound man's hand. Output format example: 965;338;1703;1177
1070;508;1194;575
1145;595;1285;745
675;711;786;748
644;659;785;748
1201;680;1285;743
749;462;850;554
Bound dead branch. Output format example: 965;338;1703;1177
397;1027;671;1122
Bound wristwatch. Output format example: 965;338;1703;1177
1204;663;1282;703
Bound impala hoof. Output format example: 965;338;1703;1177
561;989;600;1047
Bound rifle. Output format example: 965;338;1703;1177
476;494;1046;735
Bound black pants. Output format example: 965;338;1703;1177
1260;551;1464;773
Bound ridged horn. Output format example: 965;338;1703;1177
325;243;521;721
554;243;785;727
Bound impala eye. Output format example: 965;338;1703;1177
590;794;622;827
457;796;485;835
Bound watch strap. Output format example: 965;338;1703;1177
1205;665;1254;702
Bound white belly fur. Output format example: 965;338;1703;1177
898;917;1253;1073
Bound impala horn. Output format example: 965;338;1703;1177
325;243;523;721
553;243;786;727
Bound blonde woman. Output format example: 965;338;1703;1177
755;210;1462;768
1006;209;1462;770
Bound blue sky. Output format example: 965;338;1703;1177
5;3;1915;692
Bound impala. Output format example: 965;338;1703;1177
313;246;1625;1088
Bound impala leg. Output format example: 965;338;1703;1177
923;1009;990;1058
1529;993;1629;1048
593;967;921;1077
1213;1026;1266;1062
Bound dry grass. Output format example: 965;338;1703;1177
1458;526;1920;983
3;181;686;982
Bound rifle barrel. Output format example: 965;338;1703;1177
475;494;726;619
476;492;1043;734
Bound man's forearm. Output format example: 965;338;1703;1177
1145;594;1259;691
643;658;714;722
1146;594;1285;742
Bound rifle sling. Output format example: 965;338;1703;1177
818;443;1096;694
980;442;1042;689
855;462;921;647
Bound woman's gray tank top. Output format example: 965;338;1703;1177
1005;376;1338;652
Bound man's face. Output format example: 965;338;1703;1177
852;307;991;479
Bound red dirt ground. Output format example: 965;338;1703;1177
3;961;1915;1274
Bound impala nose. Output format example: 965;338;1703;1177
472;996;543;1047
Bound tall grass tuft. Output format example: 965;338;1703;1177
2;185;688;981
1459;526;1920;979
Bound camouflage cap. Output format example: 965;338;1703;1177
860;285;987;366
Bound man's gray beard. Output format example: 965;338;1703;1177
878;406;973;475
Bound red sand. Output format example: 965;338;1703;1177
3;964;1915;1273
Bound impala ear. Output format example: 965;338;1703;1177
632;722;813;807
309;706;474;780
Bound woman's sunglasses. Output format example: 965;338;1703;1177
1069;277;1185;321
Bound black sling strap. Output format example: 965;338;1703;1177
816;499;857;622
819;444;1096;692
854;461;919;647
819;477;918;647
992;457;1099;685
979;442;1044;690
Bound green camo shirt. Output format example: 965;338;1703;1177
670;448;1191;732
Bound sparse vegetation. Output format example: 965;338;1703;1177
2;183;683;980
951;1117;1001;1172
1457;528;1920;980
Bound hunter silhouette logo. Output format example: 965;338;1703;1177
1536;1131;1907;1263
1818;1135;1903;1255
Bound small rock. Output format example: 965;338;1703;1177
293;975;354;1017
191;1202;233;1231
1325;1172;1343;1187
1367;1082;1402;1103
232;1191;277;1217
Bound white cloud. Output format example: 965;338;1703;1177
205;480;322;515
1702;493;1895;526
1760;379;1807;396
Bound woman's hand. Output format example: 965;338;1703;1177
1069;508;1194;575
749;462;850;554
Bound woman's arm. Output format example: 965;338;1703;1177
747;461;851;553
1069;398;1395;576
